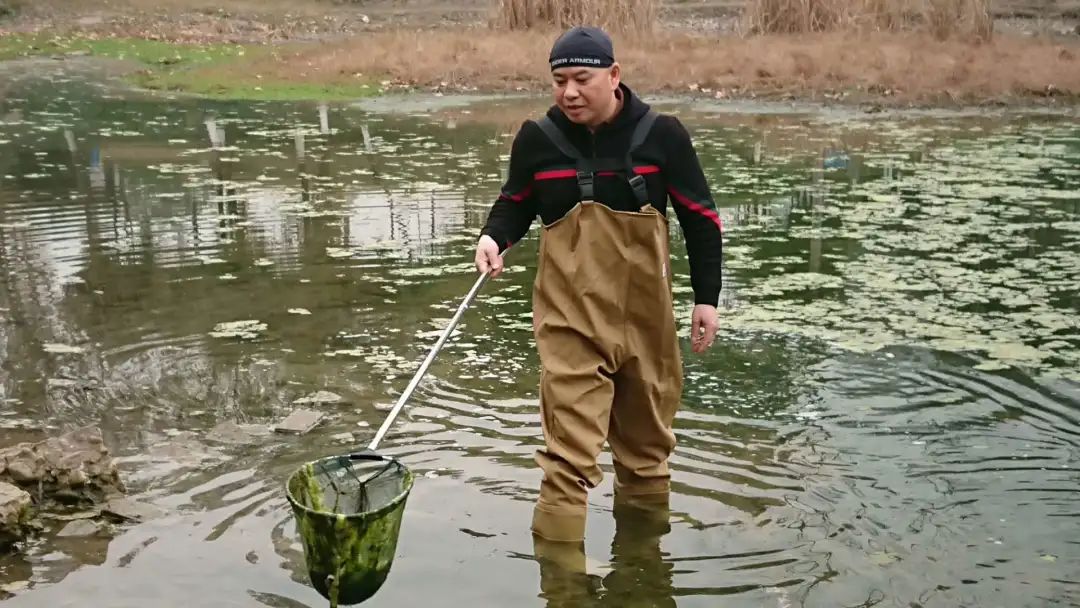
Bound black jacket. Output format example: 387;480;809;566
480;83;723;306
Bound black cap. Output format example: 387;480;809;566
548;26;615;71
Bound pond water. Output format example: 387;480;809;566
0;67;1078;608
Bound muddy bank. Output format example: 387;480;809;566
0;427;123;506
0;427;129;547
0;484;32;548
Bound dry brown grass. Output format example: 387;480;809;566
241;27;1079;105
4;0;1077;107
744;0;994;40
17;0;336;14
492;0;659;34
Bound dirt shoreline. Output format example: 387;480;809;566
2;1;1079;110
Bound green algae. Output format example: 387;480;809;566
286;456;414;606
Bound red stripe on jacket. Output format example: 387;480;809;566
667;186;723;231
511;167;719;231
534;165;660;181
498;182;533;203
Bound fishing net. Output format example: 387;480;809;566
286;453;414;607
284;267;495;606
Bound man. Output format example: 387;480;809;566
474;26;723;544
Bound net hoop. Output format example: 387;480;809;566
284;454;414;520
285;454;415;606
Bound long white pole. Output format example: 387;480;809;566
367;268;493;451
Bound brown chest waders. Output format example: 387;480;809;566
529;111;684;542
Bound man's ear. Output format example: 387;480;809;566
609;63;621;89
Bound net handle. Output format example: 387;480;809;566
366;254;503;452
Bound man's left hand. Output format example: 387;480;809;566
690;304;718;354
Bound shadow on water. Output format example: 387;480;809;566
0;68;1078;607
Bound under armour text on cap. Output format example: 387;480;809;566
548;26;615;71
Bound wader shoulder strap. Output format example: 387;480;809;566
626;110;657;207
535;116;596;199
533;110;658;204
535;116;582;161
629;110;657;154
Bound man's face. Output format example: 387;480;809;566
552;65;620;126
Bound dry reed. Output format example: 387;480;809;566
491;0;659;34
246;27;1078;104
743;0;993;40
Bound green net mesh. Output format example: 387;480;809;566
286;454;414;607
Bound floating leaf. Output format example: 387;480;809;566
868;551;900;566
210;320;267;339
43;343;85;354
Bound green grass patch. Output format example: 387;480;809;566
136;69;381;101
0;33;380;101
0;33;246;64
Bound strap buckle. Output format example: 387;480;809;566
576;170;595;199
628;173;648;205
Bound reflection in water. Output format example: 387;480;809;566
604;498;674;608
534;494;675;608
0;70;1078;608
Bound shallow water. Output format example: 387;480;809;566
1;70;1079;607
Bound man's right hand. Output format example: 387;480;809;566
475;235;504;277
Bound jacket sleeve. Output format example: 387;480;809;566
480;121;538;252
662;116;724;306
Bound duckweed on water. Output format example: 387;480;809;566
718;126;1080;378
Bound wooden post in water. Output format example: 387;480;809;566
361;124;372;152
319;103;330;135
